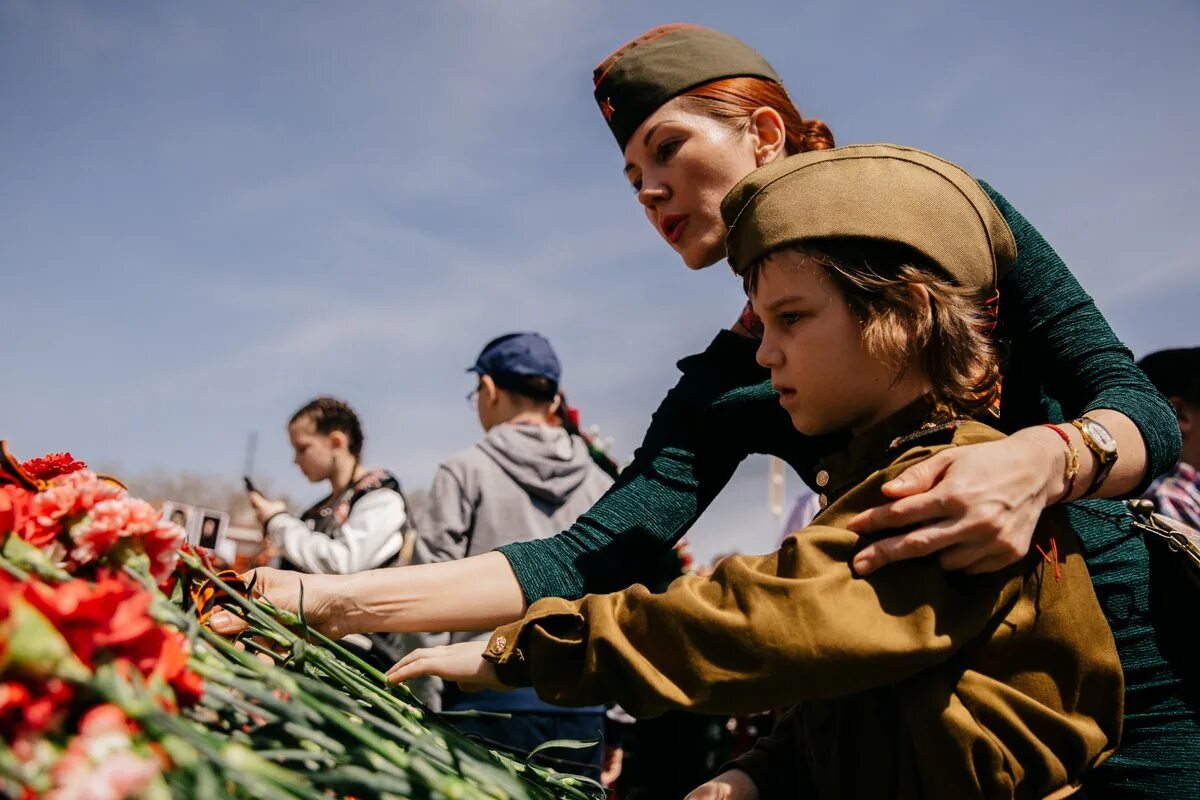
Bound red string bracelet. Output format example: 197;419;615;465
1040;424;1080;503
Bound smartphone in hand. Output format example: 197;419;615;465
243;476;260;495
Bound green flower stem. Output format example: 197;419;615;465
177;551;299;643
0;555;29;581
256;749;339;768
307;765;413;797
173;553;603;799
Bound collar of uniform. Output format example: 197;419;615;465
810;395;959;507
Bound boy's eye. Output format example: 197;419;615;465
780;312;809;327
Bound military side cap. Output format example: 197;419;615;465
593;24;782;151
722;144;1017;292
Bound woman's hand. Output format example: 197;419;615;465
386;640;507;692
684;769;760;800
848;429;1063;576
208;568;352;640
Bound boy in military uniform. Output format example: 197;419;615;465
390;144;1126;799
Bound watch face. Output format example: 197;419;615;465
1082;418;1118;452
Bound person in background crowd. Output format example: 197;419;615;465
556;393;622;480
407;333;613;778
248;396;411;664
1138;347;1200;528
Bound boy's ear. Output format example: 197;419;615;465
908;283;933;323
480;374;500;405
328;430;349;451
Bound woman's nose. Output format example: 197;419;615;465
638;179;669;208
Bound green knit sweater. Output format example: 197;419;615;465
499;183;1179;601
497;184;1195;795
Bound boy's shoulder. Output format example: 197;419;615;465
436;442;493;479
810;418;1006;529
888;418;1004;468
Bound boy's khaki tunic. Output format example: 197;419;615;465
484;402;1123;799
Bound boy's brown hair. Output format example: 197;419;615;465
745;239;1001;416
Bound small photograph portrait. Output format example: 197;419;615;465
160;501;196;540
199;514;222;550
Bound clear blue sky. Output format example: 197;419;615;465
3;1;1198;563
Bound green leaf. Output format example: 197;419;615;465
524;737;601;763
1;534;69;581
1;597;90;682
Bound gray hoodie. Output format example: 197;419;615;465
404;422;612;711
412;422;613;589
405;423;612;701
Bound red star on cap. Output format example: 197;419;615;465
599;97;615;121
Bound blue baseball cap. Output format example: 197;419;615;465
468;332;562;388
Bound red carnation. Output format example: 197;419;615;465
0;485;30;537
153;630;204;707
22;574;155;670
0;681;31;738
65;494;183;581
20;573;202;707
23;471;124;550
20;453;87;483
23;678;73;736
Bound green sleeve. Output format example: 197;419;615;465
496;333;754;603
981;181;1181;494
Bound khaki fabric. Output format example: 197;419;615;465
592;24;782;151
722;144;1018;291
485;403;1122;799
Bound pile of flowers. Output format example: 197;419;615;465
1;443;601;800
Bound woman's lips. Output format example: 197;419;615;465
660;214;688;244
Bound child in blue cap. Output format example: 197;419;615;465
407;332;614;778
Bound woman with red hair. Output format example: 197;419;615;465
220;25;1195;797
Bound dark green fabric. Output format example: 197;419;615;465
978;182;1181;490
498;181;1180;599
497;182;1192;793
593;24;781;151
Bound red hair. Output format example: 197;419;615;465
678;77;834;155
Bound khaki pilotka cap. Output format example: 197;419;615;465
722;144;1018;293
593;24;783;151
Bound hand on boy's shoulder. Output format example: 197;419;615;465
849;424;1048;577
